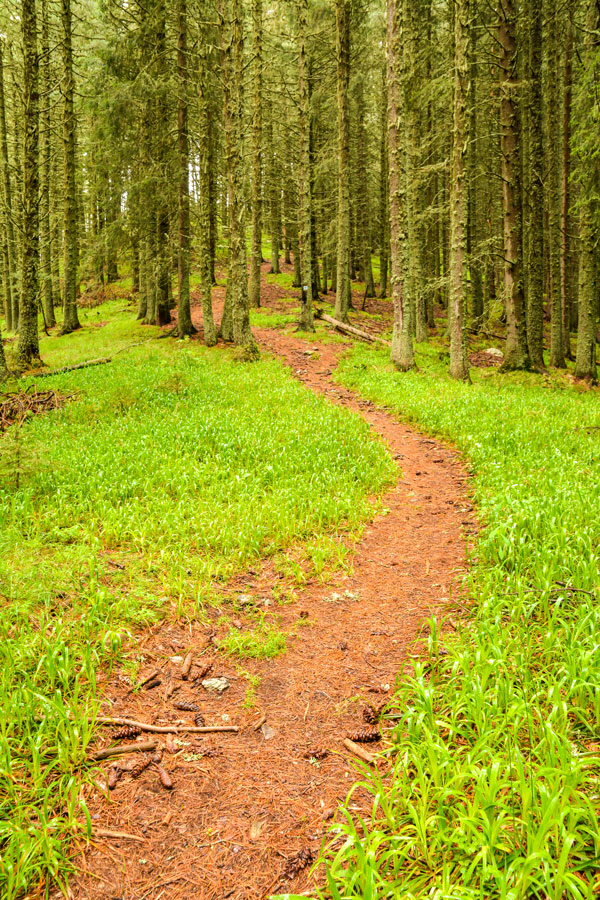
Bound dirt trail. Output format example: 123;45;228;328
74;319;474;900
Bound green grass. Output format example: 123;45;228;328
220;615;287;659
0;308;395;899
287;343;600;900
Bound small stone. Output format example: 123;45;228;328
261;723;276;740
169;655;183;664
202;676;230;694
237;594;254;607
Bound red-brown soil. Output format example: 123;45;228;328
72;271;475;900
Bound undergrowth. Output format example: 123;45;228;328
284;343;600;900
0;310;394;899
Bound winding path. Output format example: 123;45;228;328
75;326;474;900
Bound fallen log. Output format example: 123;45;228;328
318;312;391;348
95;716;238;734
30;337;157;379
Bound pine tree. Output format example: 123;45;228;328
387;0;414;370
17;0;42;369
60;0;81;335
448;0;469;380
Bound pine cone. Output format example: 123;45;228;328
173;700;200;712
130;755;151;779
194;712;205;727
347;728;381;743
107;766;121;790
282;848;315;880
362;703;384;725
192;661;213;683
113;724;141;740
303;747;328;760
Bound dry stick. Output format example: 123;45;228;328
318;312;392;347
95;716;239;734
343;738;376;765
91;740;158;761
129;669;160;693
93;828;145;843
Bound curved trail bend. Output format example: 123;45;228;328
75;328;474;900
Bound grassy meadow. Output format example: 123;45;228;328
0;303;395;898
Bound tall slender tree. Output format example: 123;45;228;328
297;0;314;331
334;0;351;322
17;0;42;368
176;0;194;336
387;0;414;369
60;0;81;334
497;0;529;370
249;0;263;308
448;0;469;380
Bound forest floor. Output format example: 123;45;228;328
69;266;475;900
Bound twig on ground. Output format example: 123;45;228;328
343;738;376;765
91;740;158;761
95;716;238;734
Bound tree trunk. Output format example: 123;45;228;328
60;0;81;334
176;0;193;336
378;64;389;299
526;0;545;370
334;0;351;322
223;0;258;356
17;0;42;368
297;0;314;331
497;0;529;370
198;38;217;346
387;0;414;370
448;0;470;380
39;0;55;327
249;0;263;307
546;0;565;367
574;0;599;381
0;40;17;333
560;11;573;359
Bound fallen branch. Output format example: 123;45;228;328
91;740;158;761
95;716;238;734
343;738;376;765
30;338;156;379
93;828;145;843
318;312;391;348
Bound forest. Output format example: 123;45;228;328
1;0;600;897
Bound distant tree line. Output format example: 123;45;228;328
0;0;599;379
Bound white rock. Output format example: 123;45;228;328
202;676;230;694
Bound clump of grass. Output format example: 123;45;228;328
303;343;600;899
221;617;287;659
0;308;395;899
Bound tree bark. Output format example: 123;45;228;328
545;0;565;367
198;37;217;346
526;0;545;370
17;0;42;368
0;40;17;333
297;0;314;331
497;0;529;370
176;0;193;336
60;0;81;334
448;0;470;380
387;0;414;370
249;0;263;308
334;0;351;322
